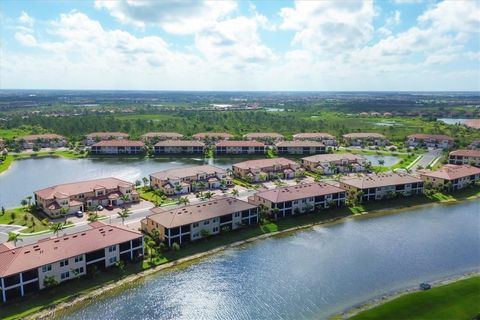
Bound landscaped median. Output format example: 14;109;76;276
1;188;479;320
347;275;480;320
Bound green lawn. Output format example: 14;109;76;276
0;208;49;233
350;277;480;320
137;187;177;206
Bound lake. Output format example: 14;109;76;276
437;118;468;125
0;157;240;209
363;154;400;167
57;201;479;320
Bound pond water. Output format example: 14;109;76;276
437;118;468;125
0;157;240;209
57;201;480;320
363;154;400;167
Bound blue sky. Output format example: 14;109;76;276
1;0;479;90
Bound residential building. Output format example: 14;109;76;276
141;132;183;143
342;133;388;147
419;164;480;190
141;198;258;246
275;141;326;155
192;132;233;141
150;165;232;195
406;134;454;149
243;132;284;143
16;134;66;149
248;182;346;219
0;222;143;303
464;119;480;130
85;132;129;146
292;133;337;146
233;157;300;182
154;140;205;154
469;140;480;150
34;177;139;217
339;173;424;202
91;140;145;155
449;150;480;166
301;153;368;174
215;140;265;155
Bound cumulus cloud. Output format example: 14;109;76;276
279;1;376;53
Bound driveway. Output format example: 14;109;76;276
412;149;442;171
0;225;25;244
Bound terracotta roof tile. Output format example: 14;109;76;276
254;182;345;203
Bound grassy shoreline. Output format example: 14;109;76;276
0;151;85;174
0;189;476;320
343;274;480;320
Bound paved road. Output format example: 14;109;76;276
412;148;442;171
0;225;24;243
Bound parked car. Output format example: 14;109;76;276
76;211;83;218
105;204;114;211
97;205;104;211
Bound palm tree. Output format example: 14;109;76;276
20;199;28;210
26;195;32;207
231;188;239;197
178;197;190;206
346;163;354;173
7;232;22;246
59;207;68;216
204;191;214;199
174;183;183;194
378;159;385;166
49;222;64;237
120;194;130;207
154;189;163;206
328;162;337;174
142;177;149;188
117;208;130;225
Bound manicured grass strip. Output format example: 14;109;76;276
0;208;48;233
350;276;480;320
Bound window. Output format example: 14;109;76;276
109;257;117;264
42;264;52;272
203;220;210;225
61;271;70;280
60;259;69;267
234;212;240;217
212;218;218;223
74;255;83;263
192;222;199;228
213;227;219;233
108;245;116;252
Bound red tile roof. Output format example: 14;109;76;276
85;132;129;139
302;153;365;163
141;132;183;139
35;177;134;200
449;149;480;157
150;165;226;180
91;140;145;147
18;134;65;141
233;157;297;170
147;197;255;228
420;164;480;180
276;141;325;147
407;134;454;141
192;132;233;139
243;132;284;139
465;119;480;129
254;182;344;203
292;133;335;139
0;222;142;277
154;140;205;147
343;133;386;139
216;140;265;147
341;172;422;189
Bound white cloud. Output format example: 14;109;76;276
418;0;480;33
94;0;237;34
279;1;376;53
18;11;34;26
